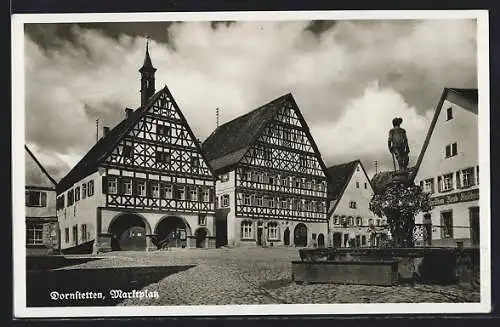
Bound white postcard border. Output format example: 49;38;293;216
12;9;491;318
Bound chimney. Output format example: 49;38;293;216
125;108;133;119
103;126;110;137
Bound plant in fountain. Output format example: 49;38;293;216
369;179;431;248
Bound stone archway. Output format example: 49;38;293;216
155;216;191;249
294;223;308;247
283;228;291;246
108;213;152;251
317;233;325;248
195;228;209;248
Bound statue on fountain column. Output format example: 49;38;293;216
388;117;410;171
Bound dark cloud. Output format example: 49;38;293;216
23;19;477;178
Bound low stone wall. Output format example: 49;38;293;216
297;247;479;285
292;260;399;286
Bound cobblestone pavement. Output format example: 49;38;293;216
60;247;480;305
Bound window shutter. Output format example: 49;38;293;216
437;176;442;192
198;188;203;201
160;183;165;198
41;192;47;207
456;172;461;189
102;176;108;194
117;179;123;194
209;188;214;202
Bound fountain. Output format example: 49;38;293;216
292;117;479;287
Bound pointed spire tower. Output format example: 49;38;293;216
139;37;157;107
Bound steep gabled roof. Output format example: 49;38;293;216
57;87;166;194
201;94;288;172
326;159;375;216
25;145;57;188
201;93;329;175
414;87;478;174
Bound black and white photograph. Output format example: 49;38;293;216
12;10;490;317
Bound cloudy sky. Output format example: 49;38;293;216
24;19;477;181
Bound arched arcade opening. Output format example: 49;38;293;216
108;213;151;251
154;216;191;249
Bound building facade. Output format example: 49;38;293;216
25;146;59;256
202;94;329;248
56;44;216;254
414;88;479;248
327;160;387;248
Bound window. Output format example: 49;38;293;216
299;156;308;169
268;176;275;185
65;228;69;243
25;191;47;207
460;167;476;188
256;196;263;207
446;107;453;120
156;151;171;164
189;187;198;201
356;166;360;172
124;179;132;195
356;181;360;188
368;218;374;227
334;216;339;225
203;188;210;202
280;199;288;209
152;183;160;198
156;125;171;137
305;180;311;190
81;224;87;241
87;181;94;196
281;176;289;187
26;223;43;245
198;215;207;226
220;173;229;182
136;182;146;196
376;219;381;226
82;183;87;199
241;221;253;239
122;145;133;158
75;187;80;202
222;194;230;207
361;235;367;246
439;173;454;192
356;217;362;226
67;189;74;206
445;142;458;158
190;156;200;168
243;194;251;206
441;211;453;239
72;225;78;244
268;197;275;208
349;217;354;226
292;199;299;210
364;182;367;189
268;222;279;240
349;201;357;209
175;186;186;200
422;178;435;194
161;184;173;199
108;178;118;194
294;178;301;188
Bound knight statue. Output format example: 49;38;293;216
388;117;410;171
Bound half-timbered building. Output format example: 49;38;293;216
25;145;59;256
56;44;216;253
326;160;387;248
202;94;329;248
